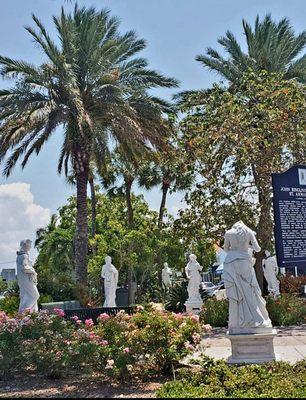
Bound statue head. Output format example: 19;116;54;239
189;254;197;262
19;239;32;252
265;250;271;258
163;262;168;268
105;255;112;264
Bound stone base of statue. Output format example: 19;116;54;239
184;300;203;314
227;329;277;364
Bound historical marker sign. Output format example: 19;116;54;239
272;165;306;271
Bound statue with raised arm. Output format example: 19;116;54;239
223;221;272;334
101;256;118;307
185;254;203;303
263;250;280;298
162;262;173;288
16;239;40;313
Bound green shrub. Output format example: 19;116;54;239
199;294;306;328
165;281;188;312
157;356;306;398
0;295;19;315
266;294;306;326
200;298;228;327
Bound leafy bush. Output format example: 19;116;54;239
200;298;228;327
199;294;306;328
0;278;7;293
0;295;19;315
165;281;188;312
266;294;306;326
0;308;202;380
280;275;306;294
157;356;306;398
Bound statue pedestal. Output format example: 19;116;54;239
227;329;277;364
184;300;203;314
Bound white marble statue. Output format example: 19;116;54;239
162;262;173;288
16;239;40;313
185;254;203;303
263;250;280;298
101;256;118;307
223;221;272;334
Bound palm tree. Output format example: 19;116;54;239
35;214;58;248
197;14;306;85
138;153;194;229
0;5;178;286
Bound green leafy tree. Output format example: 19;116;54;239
0;5;178;286
178;71;305;290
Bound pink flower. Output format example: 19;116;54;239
98;313;110;321
85;318;94;327
136;305;144;312
76;319;82;325
55;351;62;359
184;341;195;352
123;347;130;354
71;315;79;321
173;312;184;321
202;324;212;333
100;340;108;347
192;332;202;344
190;315;199;323
53;308;65;317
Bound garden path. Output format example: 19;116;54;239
198;325;306;364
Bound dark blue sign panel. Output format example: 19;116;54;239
272;165;306;272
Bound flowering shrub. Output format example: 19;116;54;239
0;308;203;380
199;298;229;327
280;275;306;294
266;294;306;326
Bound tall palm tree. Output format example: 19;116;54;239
0;5;178;285
138;153;194;228
197;14;306;84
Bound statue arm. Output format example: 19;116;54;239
22;256;36;274
224;235;230;252
185;265;190;279
250;231;261;253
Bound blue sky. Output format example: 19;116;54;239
0;0;305;264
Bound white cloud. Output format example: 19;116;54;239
0;183;50;271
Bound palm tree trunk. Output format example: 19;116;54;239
125;177;135;305
125;178;134;229
74;152;89;286
158;181;170;229
89;175;97;256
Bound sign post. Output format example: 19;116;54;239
272;165;306;273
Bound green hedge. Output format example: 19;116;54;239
157;356;306;398
200;294;306;327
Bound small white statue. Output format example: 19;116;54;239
185;254;203;303
223;221;272;334
16;239;40;313
161;262;173;288
263;250;280;298
101;256;118;307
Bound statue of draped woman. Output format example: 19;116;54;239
101;256;118;307
16;239;40;313
223;221;272;334
185;254;203;303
